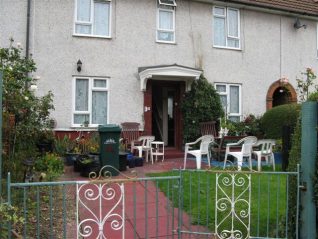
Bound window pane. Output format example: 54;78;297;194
214;7;225;16
74;114;89;124
94;79;107;88
228;9;238;37
94;1;110;36
159;0;176;7
228;116;240;122
158;31;174;41
216;85;226;93
75;79;89;111
92;91;107;124
75;24;92;34
229;86;239;114
214;17;226;46
220;95;227;111
159;10;173;30
77;0;91;21
227;38;239;48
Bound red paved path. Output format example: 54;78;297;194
62;156;213;238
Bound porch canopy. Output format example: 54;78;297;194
138;64;202;91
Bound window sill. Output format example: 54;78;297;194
70;126;99;130
73;34;112;39
156;40;177;45
213;45;242;51
54;127;98;131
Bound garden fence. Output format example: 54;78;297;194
4;166;300;239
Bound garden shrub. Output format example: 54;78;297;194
34;153;64;181
260;104;300;139
0;39;54;182
180;74;223;142
0;198;24;238
227;114;264;137
284;118;301;238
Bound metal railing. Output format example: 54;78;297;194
6;169;182;239
174;168;300;239
5;166;300;239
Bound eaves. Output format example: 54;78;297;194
189;0;318;20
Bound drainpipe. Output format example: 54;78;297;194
26;0;31;59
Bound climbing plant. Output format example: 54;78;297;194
180;74;223;142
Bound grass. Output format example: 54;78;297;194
148;165;294;238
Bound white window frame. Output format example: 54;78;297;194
316;23;318;58
215;83;242;121
72;77;109;127
156;5;176;43
158;0;177;7
213;6;241;50
74;0;112;38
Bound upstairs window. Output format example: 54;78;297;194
73;77;108;126
213;6;240;49
215;83;241;122
157;0;176;43
158;0;177;7
75;0;111;37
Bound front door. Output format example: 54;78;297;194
144;80;184;149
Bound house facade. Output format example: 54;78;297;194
1;0;318;149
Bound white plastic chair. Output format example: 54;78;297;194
223;136;257;171
131;136;155;163
184;135;214;169
252;139;276;171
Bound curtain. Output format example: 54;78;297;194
159;10;173;30
227;9;239;48
94;1;110;36
228;9;238;37
158;10;174;41
213;17;226;46
229;86;239;114
94;79;107;88
77;0;91;21
74;114;89;124
75;79;89;111
75;24;91;34
213;7;225;15
92;91;107;124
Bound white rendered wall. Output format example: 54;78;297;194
1;0;317;129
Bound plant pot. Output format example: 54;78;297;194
79;157;101;177
134;157;143;167
119;152;128;171
127;158;135;168
65;153;78;166
74;155;100;177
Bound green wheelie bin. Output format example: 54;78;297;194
98;124;121;176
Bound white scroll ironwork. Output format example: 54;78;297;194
76;166;130;239
215;173;251;239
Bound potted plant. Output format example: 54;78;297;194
77;154;100;177
219;117;230;137
36;130;55;153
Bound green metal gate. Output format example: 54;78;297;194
176;168;300;239
5;166;182;239
4;166;300;238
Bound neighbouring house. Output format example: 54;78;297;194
0;0;317;150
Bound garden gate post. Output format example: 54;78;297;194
300;101;317;238
0;71;2;197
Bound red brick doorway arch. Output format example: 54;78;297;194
266;79;297;110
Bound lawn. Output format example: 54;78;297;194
148;165;293;238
